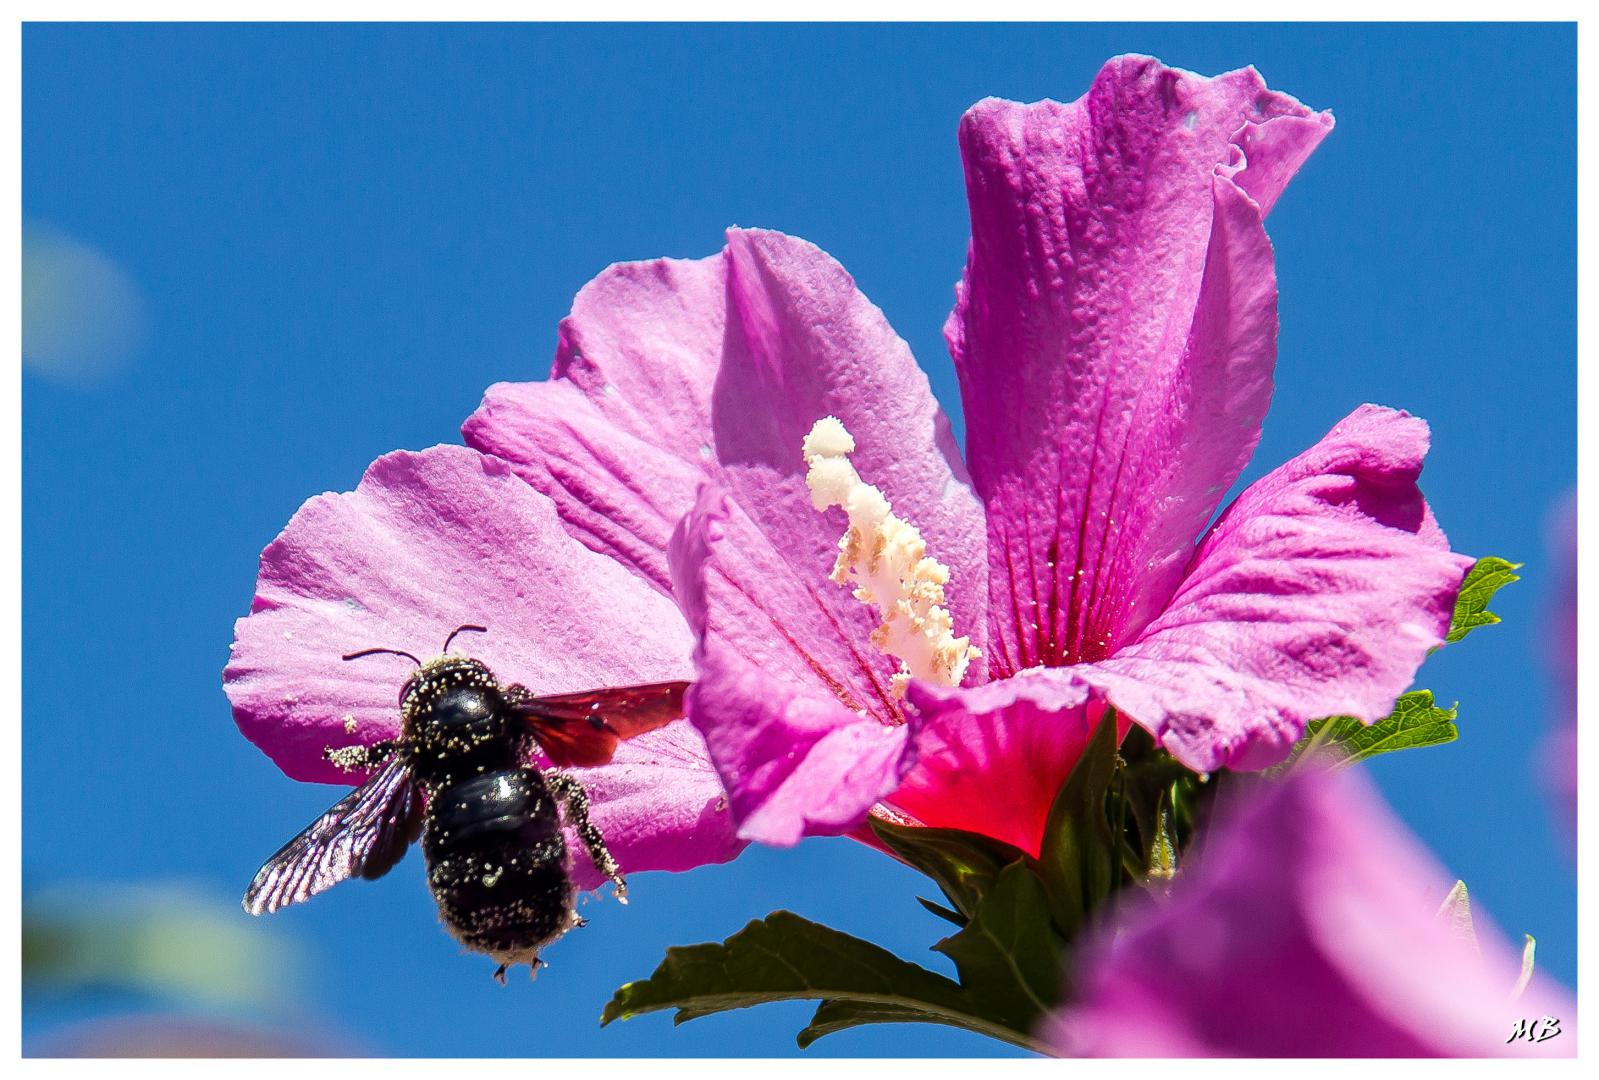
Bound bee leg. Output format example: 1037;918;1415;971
493;964;509;986
323;739;403;774
547;772;627;903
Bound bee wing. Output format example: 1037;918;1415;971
511;680;689;768
242;755;423;916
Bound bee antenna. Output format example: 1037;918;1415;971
442;624;488;654
341;647;423;666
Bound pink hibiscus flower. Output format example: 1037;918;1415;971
229;56;1474;889
467;55;1472;857
1048;767;1576;1057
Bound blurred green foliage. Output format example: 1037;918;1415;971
22;880;305;1011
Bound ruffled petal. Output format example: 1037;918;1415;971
463;255;725;597
224;444;743;883
914;406;1472;781
1073;404;1475;771
464;229;987;652
1049;768;1575;1057
670;486;918;845
947;56;1332;676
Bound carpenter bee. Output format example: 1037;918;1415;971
243;625;687;982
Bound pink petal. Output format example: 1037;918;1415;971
947;56;1332;677
912;405;1473;781
1074;404;1475;771
463;229;987;652
670;485;919;846
894;676;1107;856
1049;768;1575;1057
463;255;725;598
223;444;743;884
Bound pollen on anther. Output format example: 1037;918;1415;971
802;416;979;697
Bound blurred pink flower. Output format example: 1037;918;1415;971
1049;767;1575;1057
1544;491;1577;842
468;55;1472;855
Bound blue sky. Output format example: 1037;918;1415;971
23;22;1576;1056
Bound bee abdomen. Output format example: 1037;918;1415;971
423;769;574;958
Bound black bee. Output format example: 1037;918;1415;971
242;625;687;982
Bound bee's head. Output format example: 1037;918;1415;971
398;654;493;709
340;624;493;708
400;654;509;760
341;625;505;757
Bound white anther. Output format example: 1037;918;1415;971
803;416;979;697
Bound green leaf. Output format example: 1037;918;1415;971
1447;556;1521;644
600;911;1048;1053
796;998;1007;1049
932;861;1066;1032
869;818;1030;922
1273;691;1459;774
916;896;966;926
601;911;962;1024
1034;708;1119;936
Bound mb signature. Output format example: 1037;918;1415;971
1507;1017;1562;1044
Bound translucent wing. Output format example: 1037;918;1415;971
242;755;423;916
512;681;689;768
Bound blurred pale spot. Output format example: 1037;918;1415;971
22;225;147;385
22;880;303;1010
